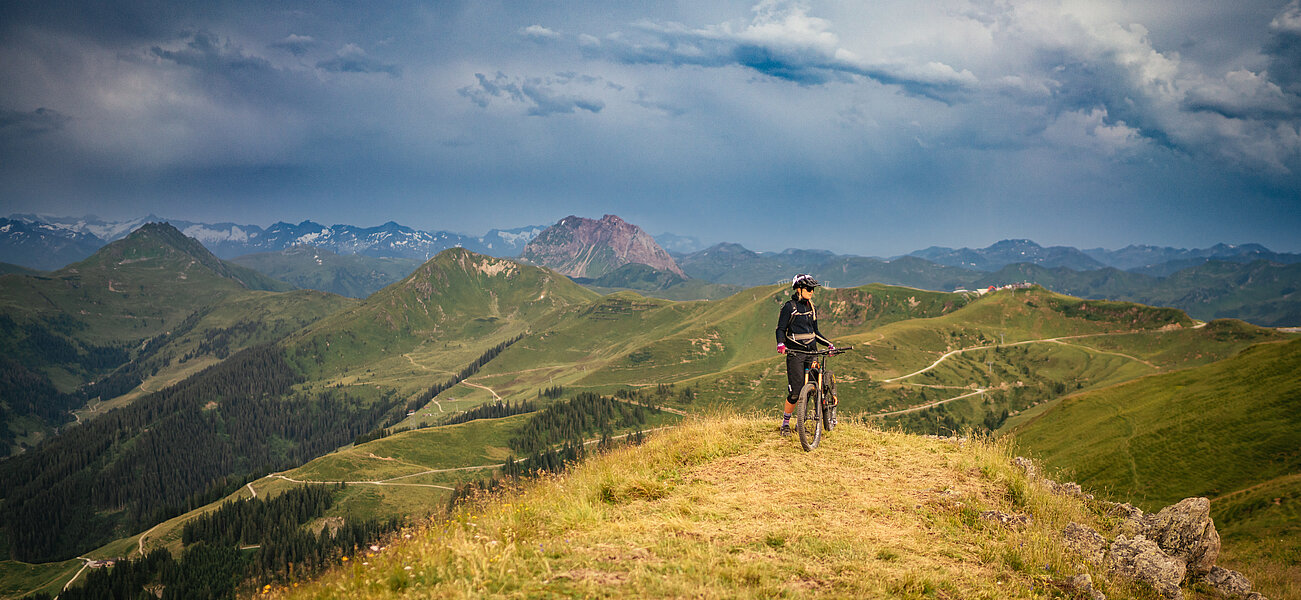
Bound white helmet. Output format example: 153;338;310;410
791;274;820;289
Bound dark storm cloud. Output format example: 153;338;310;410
271;34;317;57
316;44;401;76
459;72;605;116
151;31;275;74
568;15;975;101
0;107;70;138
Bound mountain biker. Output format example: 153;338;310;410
776;274;836;436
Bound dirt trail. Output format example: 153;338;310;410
461;381;502;401
64;559;91;592
871;387;989;417
882;331;1160;383
268;474;456;491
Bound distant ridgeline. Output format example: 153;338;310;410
4;214;1298;324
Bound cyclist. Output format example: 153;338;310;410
775;273;836;436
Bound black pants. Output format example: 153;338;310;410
785;351;835;406
785;351;817;404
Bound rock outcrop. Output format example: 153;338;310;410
1145;498;1221;578
1108;534;1187;599
520;215;685;279
1063;522;1108;567
1014;457;1269;600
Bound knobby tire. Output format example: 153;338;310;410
796;382;821;451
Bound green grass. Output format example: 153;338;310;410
81;289;356;415
1211;473;1301;600
1011;337;1301;509
0;559;81;599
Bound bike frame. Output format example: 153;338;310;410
789;346;850;451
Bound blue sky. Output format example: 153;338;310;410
2;0;1299;255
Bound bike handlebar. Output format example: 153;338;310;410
788;345;853;356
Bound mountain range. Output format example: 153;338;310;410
1;214;547;266
5;214;1300;328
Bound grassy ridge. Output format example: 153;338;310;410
282;249;599;398
273;415;1155;599
1011;337;1301;508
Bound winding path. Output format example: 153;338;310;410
882;331;1158;383
871;387;990;417
870;329;1168;418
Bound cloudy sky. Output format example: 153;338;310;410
2;0;1299;255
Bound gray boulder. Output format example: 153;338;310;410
1146;498;1220;579
1063;522;1108;567
1202;566;1256;599
1108;534;1187;599
1051;480;1095;500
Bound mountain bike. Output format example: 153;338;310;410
793;346;851;451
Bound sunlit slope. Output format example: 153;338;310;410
282;249;600;394
1010;336;1301;600
1010;336;1301;510
278;416;1144;600
458;286;1279;424
464;284;968;401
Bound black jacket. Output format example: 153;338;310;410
776;298;832;352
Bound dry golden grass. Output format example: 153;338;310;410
271;414;1163;599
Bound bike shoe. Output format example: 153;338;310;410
779;424;791;437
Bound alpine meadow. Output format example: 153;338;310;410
0;213;1296;599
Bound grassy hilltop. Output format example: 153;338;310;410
274;416;1172;599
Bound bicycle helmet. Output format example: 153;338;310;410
791;273;820;289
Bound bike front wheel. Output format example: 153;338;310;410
796;382;821;451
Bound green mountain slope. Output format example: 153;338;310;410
0;262;42;277
678;243;978;290
78;289;358;415
1011;337;1301;598
231;245;423;299
0;223;305;455
282;249;599;395
1011;336;1301;509
12;251;1298;597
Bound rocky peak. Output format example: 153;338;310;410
521;215;685;278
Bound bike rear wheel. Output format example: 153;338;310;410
796;382;821;451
